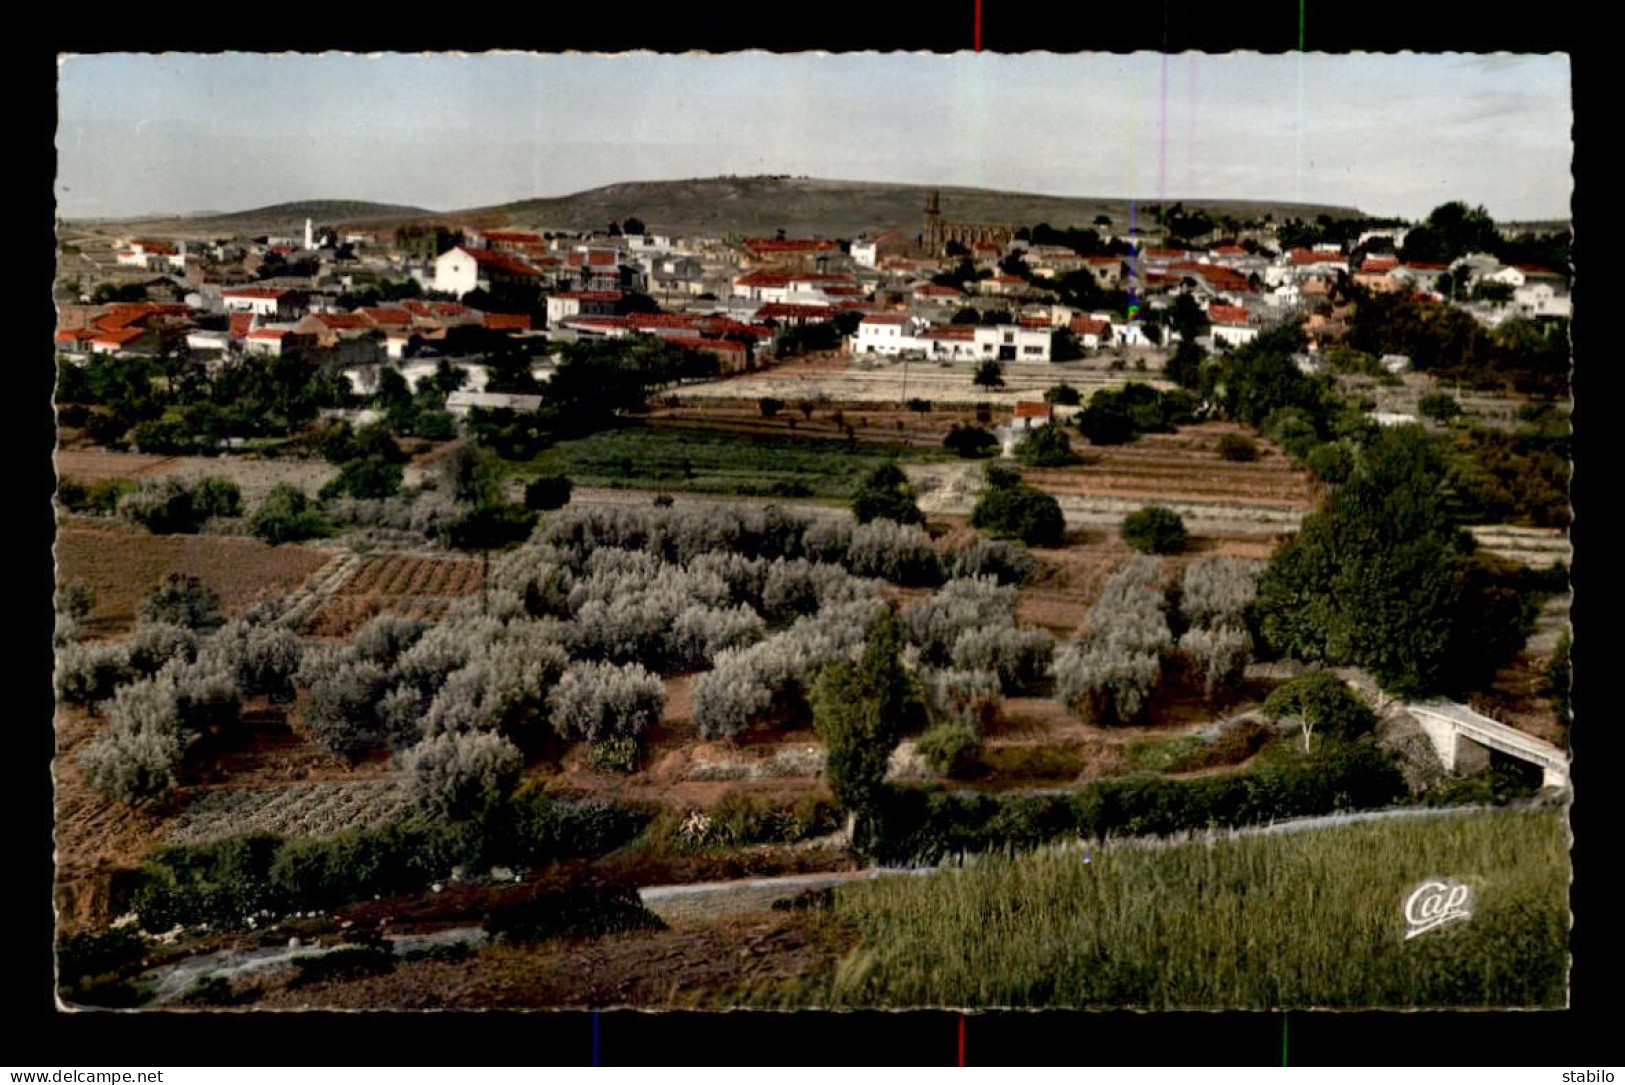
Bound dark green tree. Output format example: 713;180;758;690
810;611;926;852
1120;506;1188;554
851;463;925;526
1256;425;1537;696
973;360;1006;390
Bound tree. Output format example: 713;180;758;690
1262;671;1377;753
971;465;1066;547
140;573;225;631
1256;425;1535;696
1044;383;1081;406
249;484;332;544
758;396;784;419
524;475;573;511
1216;433;1259;462
906;397;932;415
406;731;524;823
972;360;1006;390
851;463;925;526
1164;339;1207;390
622;216;646;237
943;423;998;458
810;612;925;850
1121;506;1187;554
1015;423;1080;467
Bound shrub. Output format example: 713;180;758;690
950;625;1054;693
319;456;404;501
1016;424;1080;467
916;721;983;777
669;604;767;670
249;484;333;544
1178;557;1262;630
405;731;524;823
302;659;394;758
904;576;1019;665
191;476;244;519
55;642;134;706
1305;441;1354;483
923;668;1002;732
1217;433;1260;462
971;467;1066;547
524;475;573;511
1418;392;1463;422
1053;640;1161;725
1178;625;1253;700
423;639;569;749
54;582;95;645
944;424;998;458
289;944;397;988
1121;506;1188;555
201;620;303;702
589;735;642;774
845;520;942;586
484;879;665;943
125;622;199;677
943;536;1037;585
851;463;925;527
139;573;225;631
57;477;134;517
548;661;665;746
758;396;784;418
78;710;185;803
118;478;203;535
350;613;430;670
1044;383;1082;406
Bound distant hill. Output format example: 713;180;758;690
67;200;436;239
344;176;1367;239
67;178;1370;243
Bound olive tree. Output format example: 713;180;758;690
405;731;524;823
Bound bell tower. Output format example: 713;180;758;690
923;190;942;254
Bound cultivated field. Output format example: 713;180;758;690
300;552;485;638
54;520;333;637
809;805;1569;1009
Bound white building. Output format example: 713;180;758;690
221;287;298;319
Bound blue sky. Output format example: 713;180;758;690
55;52;1573;221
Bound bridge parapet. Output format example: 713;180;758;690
1405;700;1569;790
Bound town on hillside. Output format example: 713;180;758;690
52;185;1575;1014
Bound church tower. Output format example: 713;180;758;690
923;190;942;255
304;217;314;250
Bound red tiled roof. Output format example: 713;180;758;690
754;303;834;320
484;313;532;331
362;307;413;326
920;324;975;340
223;286;289;299
564;315;630;329
1289;248;1346;266
247;328;290;340
229;313;254;338
1087;255;1122;265
1208;304;1250;325
483;231;542;244
1403;262;1449;272
1070;316;1111;336
1210;245;1248;256
313;312;373;330
93;327;149;346
1018;317;1051;329
913;284;962;296
1143;248;1188;259
1360;255;1400;272
1014;402;1053;419
627;313;705;330
743;237;838;254
861;313;909;325
821;285;865;297
735;271;795;288
459;247;543;276
565;250;621;268
688;337;750;356
55;328;95;343
991;275;1025;285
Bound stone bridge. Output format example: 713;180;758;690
1405;700;1570;791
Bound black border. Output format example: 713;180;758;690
24;2;1612;1067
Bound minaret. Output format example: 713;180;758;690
304;217;314;250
